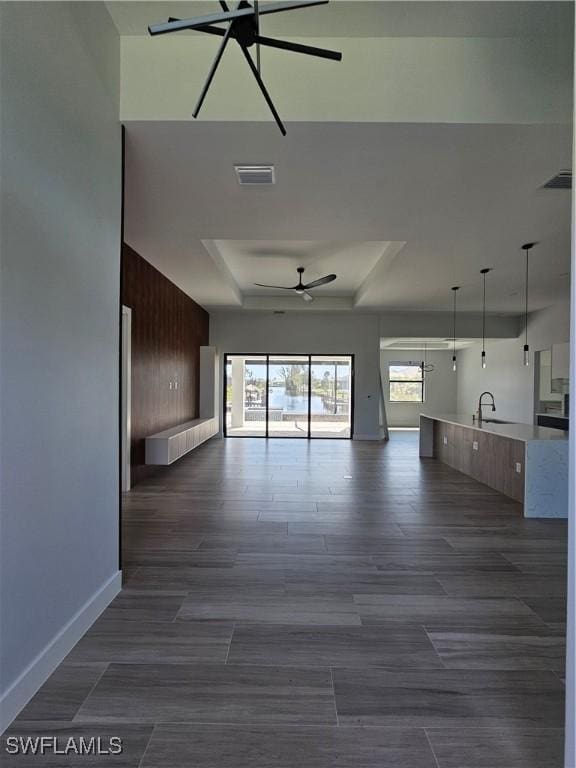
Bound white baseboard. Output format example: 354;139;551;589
0;570;122;734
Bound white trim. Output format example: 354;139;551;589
121;305;132;493
200;346;219;423
0;571;121;734
564;13;576;762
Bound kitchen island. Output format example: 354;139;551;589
419;413;568;518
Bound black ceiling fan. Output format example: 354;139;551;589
148;0;342;135
255;266;336;301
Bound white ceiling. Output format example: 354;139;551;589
124;120;572;312
381;337;477;351
106;1;573;38
211;239;399;297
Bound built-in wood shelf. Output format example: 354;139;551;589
145;417;218;465
145;346;220;466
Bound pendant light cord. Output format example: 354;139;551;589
479;268;490;367
525;248;529;346
452;288;457;357
482;271;486;355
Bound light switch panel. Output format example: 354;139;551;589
443;435;448;445
515;462;522;474
473;441;479;451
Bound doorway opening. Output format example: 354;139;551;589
224;354;354;438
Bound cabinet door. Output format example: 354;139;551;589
539;349;562;402
455;425;473;475
433;421;447;462
552;342;570;379
470;432;524;503
168;437;179;464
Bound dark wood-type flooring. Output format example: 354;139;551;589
5;433;567;767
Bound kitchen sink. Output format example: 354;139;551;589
481;418;514;424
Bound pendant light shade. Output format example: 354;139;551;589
480;268;491;369
451;286;460;372
521;243;537;367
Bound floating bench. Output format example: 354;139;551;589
145;417;218;465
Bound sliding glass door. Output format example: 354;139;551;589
268;356;310;438
225;355;267;437
310;356;352;438
224;354;353;438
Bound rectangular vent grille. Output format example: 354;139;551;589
542;170;572;189
235;165;275;185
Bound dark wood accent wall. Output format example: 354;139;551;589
121;244;209;485
432;421;525;504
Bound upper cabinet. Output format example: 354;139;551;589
551;342;570;380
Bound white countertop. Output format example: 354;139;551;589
420;413;568;443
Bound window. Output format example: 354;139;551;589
388;362;424;403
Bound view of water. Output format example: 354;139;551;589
268;387;343;415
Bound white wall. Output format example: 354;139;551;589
210;312;382;439
381;350;457;427
120;35;572;124
456;296;570;423
379;311;520;340
0;2;121;728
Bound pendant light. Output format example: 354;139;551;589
451;286;460;372
480;268;491;369
521;242;537;366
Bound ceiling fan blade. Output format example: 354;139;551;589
254;282;296;290
258;0;329;17
303;274;337;289
149;8;252;36
239;45;286;135
256;35;341;61
302;291;314;302
168;20;227;37
192;22;233;117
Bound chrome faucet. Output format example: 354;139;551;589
476;391;496;422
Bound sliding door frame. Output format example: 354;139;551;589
223;353;355;440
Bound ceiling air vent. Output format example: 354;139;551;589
542;170;572;190
235;165;275;185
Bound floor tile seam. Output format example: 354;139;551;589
224;623;236;664
69;664;111;724
329;667;340;727
136;723;156;768
423;728;442;768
